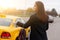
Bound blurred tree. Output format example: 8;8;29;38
26;8;34;16
1;8;25;17
46;8;58;17
58;14;60;17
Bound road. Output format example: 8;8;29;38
22;17;60;40
47;17;60;40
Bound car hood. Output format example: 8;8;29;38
0;26;23;31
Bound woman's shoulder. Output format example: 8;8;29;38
30;14;36;18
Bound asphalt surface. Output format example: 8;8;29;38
47;17;60;40
22;17;60;40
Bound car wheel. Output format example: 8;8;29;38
16;29;26;40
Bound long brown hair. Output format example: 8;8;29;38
34;1;48;22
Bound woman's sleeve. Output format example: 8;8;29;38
45;22;49;30
23;16;33;28
42;22;49;31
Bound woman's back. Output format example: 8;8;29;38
28;14;48;40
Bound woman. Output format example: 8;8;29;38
17;1;49;40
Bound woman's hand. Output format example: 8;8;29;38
16;22;24;27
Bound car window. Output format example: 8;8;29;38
16;18;25;24
0;18;12;26
15;18;25;27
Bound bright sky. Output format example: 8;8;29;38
0;0;60;13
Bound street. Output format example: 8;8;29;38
47;17;60;40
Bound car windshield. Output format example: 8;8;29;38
0;18;12;26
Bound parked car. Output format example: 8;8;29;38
48;15;54;23
0;14;26;40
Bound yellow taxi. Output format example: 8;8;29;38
0;14;26;40
25;27;30;39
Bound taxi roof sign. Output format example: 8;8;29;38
0;14;6;18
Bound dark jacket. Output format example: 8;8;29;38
16;14;49;40
24;14;49;40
